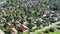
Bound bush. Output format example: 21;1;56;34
49;27;55;32
57;26;60;30
44;30;49;33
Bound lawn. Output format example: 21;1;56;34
34;26;60;34
44;29;60;34
49;29;60;34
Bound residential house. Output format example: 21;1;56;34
17;25;28;32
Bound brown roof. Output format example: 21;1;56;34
4;23;16;34
18;25;27;32
9;28;15;34
4;23;11;29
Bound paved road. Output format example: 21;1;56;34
0;29;5;34
34;21;60;33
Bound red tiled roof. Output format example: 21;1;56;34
9;28;15;34
4;23;15;34
18;25;27;31
4;23;11;28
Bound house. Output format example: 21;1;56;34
0;18;6;23
23;20;28;25
36;18;42;21
9;28;14;34
27;24;37;29
11;21;20;27
5;14;12;22
36;19;43;27
0;0;7;6
17;25;28;32
4;23;17;34
9;28;17;34
52;17;58;21
4;23;11;29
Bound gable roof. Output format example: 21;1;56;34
18;25;27;32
